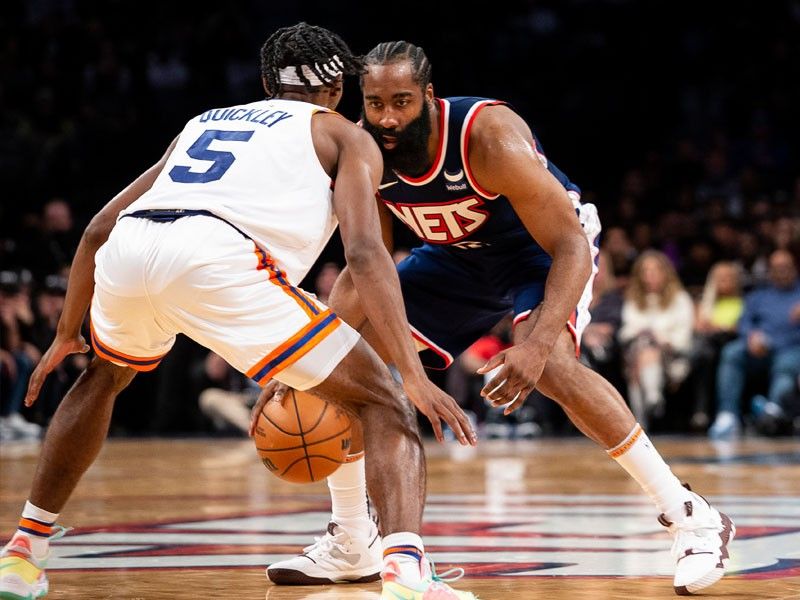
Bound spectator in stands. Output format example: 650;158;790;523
619;251;695;428
602;227;636;287
447;316;542;439
690;262;744;430
195;351;260;435
25;275;87;425
15;199;80;279
709;249;800;438
736;230;769;289
313;262;341;305
0;272;42;440
580;250;624;389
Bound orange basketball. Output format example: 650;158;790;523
253;389;352;483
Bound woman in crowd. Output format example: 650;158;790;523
619;251;695;427
691;262;744;430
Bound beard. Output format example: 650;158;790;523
362;100;432;177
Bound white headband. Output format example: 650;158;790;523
278;55;343;87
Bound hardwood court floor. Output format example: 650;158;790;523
1;437;799;599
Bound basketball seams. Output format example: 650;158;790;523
259;411;303;436
254;388;352;483
304;401;329;434
290;390;315;481
258;392;328;436
255;424;351;453
279;455;347;480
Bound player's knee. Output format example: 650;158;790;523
394;393;422;441
366;385;420;442
540;347;584;399
84;357;136;392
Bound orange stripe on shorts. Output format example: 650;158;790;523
252;244;320;319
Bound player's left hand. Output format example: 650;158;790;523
25;333;90;407
477;344;548;414
249;380;289;437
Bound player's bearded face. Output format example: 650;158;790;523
362;100;432;177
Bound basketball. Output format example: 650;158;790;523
253;389;352;483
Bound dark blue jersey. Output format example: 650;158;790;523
377;96;581;251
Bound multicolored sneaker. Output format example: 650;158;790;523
381;556;478;600
660;486;736;595
0;534;49;600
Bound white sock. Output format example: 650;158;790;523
16;501;59;557
608;424;693;525
328;455;372;538
382;531;425;583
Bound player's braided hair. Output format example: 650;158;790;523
364;41;432;88
260;22;363;96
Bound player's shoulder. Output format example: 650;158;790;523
312;109;372;146
444;95;503;108
470;102;524;136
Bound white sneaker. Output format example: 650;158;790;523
708;411;740;439
660;487;736;595
6;413;42;439
266;521;381;585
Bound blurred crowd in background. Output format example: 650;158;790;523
2;0;799;441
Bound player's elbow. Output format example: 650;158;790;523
344;237;385;273
558;234;592;282
83;213;115;247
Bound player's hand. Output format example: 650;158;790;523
25;334;90;407
790;302;800;324
249;380;289;437
403;376;477;446
747;331;769;358
478;343;548;415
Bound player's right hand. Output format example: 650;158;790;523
403;376;478;446
249;379;289;437
25;334;90;407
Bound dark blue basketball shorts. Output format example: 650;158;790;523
397;203;602;369
397;242;554;369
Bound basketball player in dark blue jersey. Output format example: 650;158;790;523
262;41;734;596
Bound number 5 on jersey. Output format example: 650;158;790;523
169;129;254;184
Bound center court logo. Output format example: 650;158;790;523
46;494;799;579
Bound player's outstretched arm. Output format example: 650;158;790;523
25;136;178;406
469;106;592;410
315;114;476;445
326;199;395;338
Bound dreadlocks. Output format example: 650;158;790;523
364;41;432;88
260;22;363;96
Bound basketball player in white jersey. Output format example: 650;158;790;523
0;23;477;600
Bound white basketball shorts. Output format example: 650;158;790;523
89;214;359;390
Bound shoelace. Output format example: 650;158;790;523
430;561;465;583
670;526;718;558
50;525;71;541
1;525;72;564
302;532;347;558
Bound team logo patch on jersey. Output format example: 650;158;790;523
444;169;465;182
383;196;489;243
443;169;468;191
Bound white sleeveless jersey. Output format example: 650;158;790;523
123;98;336;284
